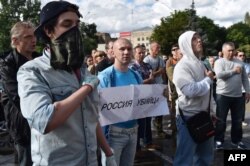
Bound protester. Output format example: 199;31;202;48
98;38;143;166
214;43;250;150
88;49;98;74
218;51;223;58
96;41;114;72
166;44;182;137
236;51;250;126
206;56;217;101
0;21;40;166
143;41;166;138
90;50;106;75
173;31;215;166
85;55;94;68
162;55;168;64
16;1;115;165
129;45;159;152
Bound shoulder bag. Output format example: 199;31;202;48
179;87;215;143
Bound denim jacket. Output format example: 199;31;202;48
17;49;99;166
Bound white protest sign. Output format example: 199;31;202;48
98;84;169;126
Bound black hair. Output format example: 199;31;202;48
171;43;179;49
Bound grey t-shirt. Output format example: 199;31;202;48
143;55;165;84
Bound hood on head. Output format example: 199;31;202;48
178;31;197;60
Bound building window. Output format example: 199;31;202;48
137;38;140;41
146;37;149;40
142;37;144;41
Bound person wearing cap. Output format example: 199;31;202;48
16;1;115;165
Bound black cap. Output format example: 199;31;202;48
35;1;82;38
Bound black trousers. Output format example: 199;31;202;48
14;143;32;166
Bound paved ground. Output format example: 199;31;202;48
134;107;250;166
1;106;250;166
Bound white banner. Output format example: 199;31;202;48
98;84;169;126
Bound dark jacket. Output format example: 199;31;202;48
96;57;113;73
0;49;40;145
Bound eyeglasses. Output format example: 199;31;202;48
238;54;245;57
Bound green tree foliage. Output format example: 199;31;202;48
0;0;41;52
197;16;226;55
151;10;189;54
151;9;226;56
79;22;98;55
226;22;250;47
227;22;250;57
240;44;250;57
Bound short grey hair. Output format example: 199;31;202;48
222;42;235;50
10;21;35;48
150;41;159;51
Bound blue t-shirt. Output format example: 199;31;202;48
98;65;143;128
112;68;139;128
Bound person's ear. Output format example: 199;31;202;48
11;37;19;46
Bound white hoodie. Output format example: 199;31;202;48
173;31;215;116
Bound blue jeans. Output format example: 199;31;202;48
108;125;138;166
174;116;214;166
215;94;243;143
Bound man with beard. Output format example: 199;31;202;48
17;1;115;165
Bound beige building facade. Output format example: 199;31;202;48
119;27;152;51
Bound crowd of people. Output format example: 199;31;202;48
0;1;250;166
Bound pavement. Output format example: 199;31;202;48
1;107;250;166
134;107;250;166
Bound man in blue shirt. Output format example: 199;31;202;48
98;38;143;166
